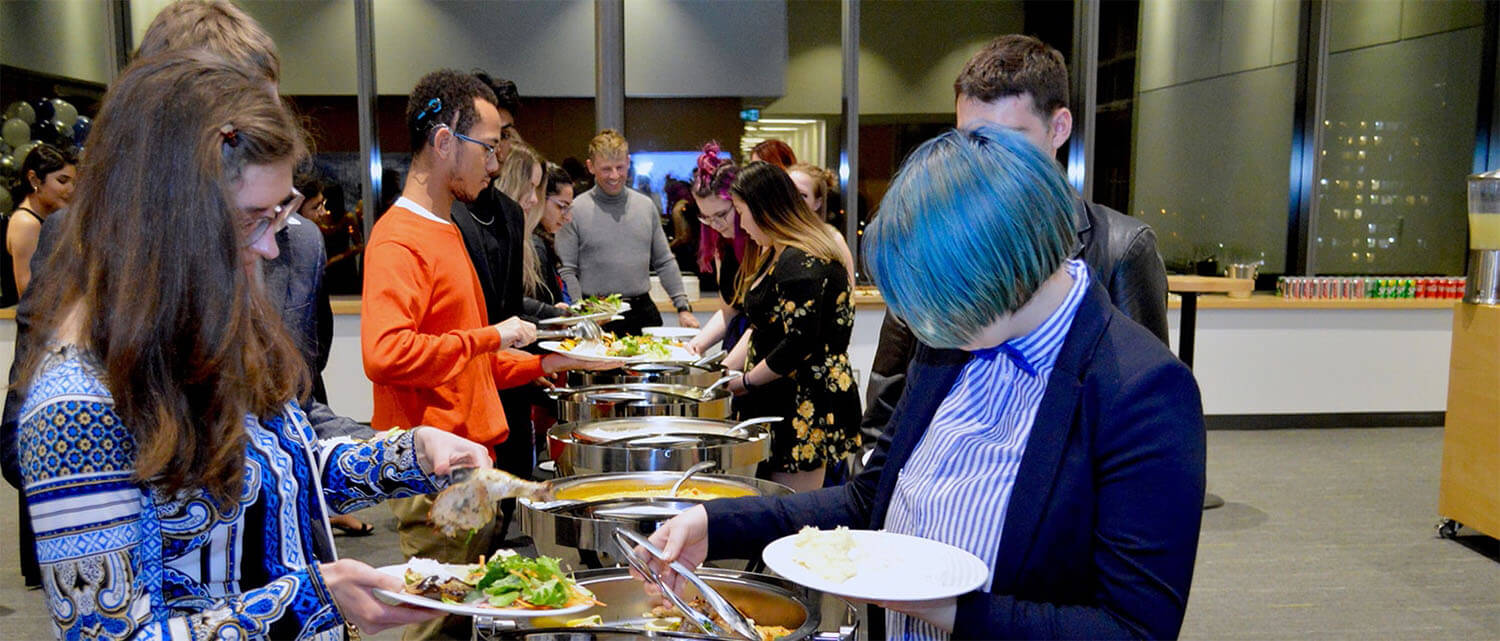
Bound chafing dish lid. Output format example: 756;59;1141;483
570;417;754;445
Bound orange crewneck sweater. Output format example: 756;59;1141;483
361;203;545;445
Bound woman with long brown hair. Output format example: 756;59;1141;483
18;51;481;639
720;161;862;491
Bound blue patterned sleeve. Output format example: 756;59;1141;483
22;396;345;641
318;427;443;514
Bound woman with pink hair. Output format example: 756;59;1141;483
685;141;757;359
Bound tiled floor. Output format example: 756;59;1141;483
2;427;1497;640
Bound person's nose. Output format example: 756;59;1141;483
248;226;280;261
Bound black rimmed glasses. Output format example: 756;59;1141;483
243;187;303;247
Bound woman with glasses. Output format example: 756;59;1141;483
17;51;487;639
720;161;862;492
532;162;574;306
685;142;756;359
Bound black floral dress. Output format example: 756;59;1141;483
740;247;862;472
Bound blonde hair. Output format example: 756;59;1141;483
588;128;629;160
787;162;838;218
730;162;851;301
494;142;547;295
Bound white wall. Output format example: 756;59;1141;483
317;305;1456;424
0;0;114;84
768;0;1026;116
126;0;786;98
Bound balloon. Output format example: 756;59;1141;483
51;99;78;128
0;139;10;157
0;190;11;215
53;119;70;138
31;119;59;145
2;118;29;147
13;142;38;166
31;98;54;124
0;154;13;175
3;101;35;125
72;116;91;146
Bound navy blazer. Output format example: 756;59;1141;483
705;283;1206;639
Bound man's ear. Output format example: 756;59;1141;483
585;158;596;175
429;126;454;162
1048;107;1073;153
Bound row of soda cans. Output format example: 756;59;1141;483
1277;276;1466;300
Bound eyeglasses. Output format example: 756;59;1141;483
547;197;573;212
243;187;303;247
698;201;736;226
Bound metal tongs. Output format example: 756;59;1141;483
535;318;605;343
612;528;760;641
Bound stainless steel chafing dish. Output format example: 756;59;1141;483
567;359;725;389
551;383;733;424
520;472;791;564
474;567;860;641
547;417;773;477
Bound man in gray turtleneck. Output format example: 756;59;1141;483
556;129;700;335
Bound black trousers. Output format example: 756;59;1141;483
602;293;665;336
493;386;537;541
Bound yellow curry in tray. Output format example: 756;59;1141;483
553;479;758;502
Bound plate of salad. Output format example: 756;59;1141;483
374;551;601;618
538;295;631;326
538;334;694;363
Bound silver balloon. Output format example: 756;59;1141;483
0;154;13;175
13;142;38;166
3;102;36;125
52;99;78;128
2;118;29;148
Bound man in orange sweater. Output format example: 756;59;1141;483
362;70;595;641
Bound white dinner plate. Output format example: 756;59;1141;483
642;326;701;340
372;562;597;619
761;530;989;602
537;302;632;326
538;340;696;364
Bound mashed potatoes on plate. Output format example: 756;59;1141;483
789;526;858;582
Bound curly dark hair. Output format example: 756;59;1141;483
406;69;498;153
954;34;1069;118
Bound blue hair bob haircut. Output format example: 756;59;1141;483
864;126;1077;349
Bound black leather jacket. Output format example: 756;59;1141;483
860;197;1169;438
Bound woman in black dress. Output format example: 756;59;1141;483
722;161;861;491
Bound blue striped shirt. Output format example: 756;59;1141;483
883;259;1090;640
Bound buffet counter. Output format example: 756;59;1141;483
0;289;1452;424
320;292;1459;316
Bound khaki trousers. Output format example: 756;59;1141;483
389;493;499;641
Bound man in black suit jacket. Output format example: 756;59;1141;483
862;34;1170;440
643;127;1204;639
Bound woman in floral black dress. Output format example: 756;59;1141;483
722;162;862;491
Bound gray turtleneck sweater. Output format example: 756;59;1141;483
555;186;691;311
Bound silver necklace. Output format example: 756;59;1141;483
467;205;494;226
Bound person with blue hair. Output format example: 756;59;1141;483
640;126;1205;640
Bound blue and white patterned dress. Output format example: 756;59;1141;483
19;346;443;641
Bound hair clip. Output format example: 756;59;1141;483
219;124;240;147
416;97;443;127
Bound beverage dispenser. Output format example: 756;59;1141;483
1466;169;1500;304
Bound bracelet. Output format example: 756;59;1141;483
740;375;755;392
